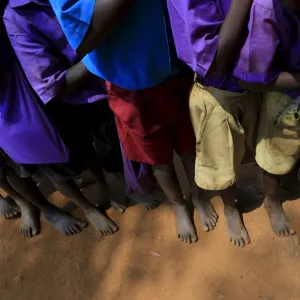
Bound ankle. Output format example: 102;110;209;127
264;196;281;208
224;203;239;214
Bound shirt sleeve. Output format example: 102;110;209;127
49;0;95;51
3;19;67;104
234;2;280;83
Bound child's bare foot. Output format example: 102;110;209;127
264;197;295;236
83;207;119;236
131;193;162;210
224;204;250;247
19;205;40;238
0;196;20;219
193;198;218;232
111;199;128;214
174;203;198;244
44;208;87;236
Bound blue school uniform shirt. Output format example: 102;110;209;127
49;0;172;90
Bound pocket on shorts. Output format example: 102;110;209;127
270;105;300;156
189;83;215;146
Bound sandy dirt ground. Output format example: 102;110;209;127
0;160;300;300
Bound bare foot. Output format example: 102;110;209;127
83;207;119;236
174;203;198;244
111;199;128;214
264;197;296;237
193;198;218;232
44;208;87;236
0;196;20;219
19;205;40;238
131;193;162;211
224;204;250;247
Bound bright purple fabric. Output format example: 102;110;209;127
3;0;107;105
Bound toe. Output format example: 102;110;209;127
73;226;80;233
69;229;75;235
209;221;215;230
235;240;240;247
71;228;78;235
32;228;40;236
191;235;198;243
186;235;192;244
244;237;251;244
112;224;119;233
77;220;88;228
211;216;218;223
290;228;296;235
108;228;115;235
204;224;209;232
284;229;289;236
240;239;245;248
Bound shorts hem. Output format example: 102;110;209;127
255;156;294;176
195;177;236;191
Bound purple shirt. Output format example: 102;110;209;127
0;40;70;164
3;0;107;105
167;0;243;91
3;0;156;192
234;0;300;98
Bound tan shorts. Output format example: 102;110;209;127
189;82;260;190
256;91;300;175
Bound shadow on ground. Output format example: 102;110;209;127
0;158;300;300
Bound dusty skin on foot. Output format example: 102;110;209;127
264;197;296;237
174;203;198;244
224;204;250;247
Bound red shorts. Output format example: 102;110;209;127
107;70;196;165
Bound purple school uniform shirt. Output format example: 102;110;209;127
168;0;300;96
234;0;300;98
3;0;107;105
167;0;243;91
0;41;70;164
3;0;156;192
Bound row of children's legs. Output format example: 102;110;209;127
1;79;298;248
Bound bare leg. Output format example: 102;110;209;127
0;194;20;219
221;185;250;247
47;177;118;236
152;163;197;243
86;155;127;213
180;153;218;232
5;175;87;236
130;192;162;210
0;176;40;237
263;171;295;236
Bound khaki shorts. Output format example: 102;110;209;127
256;91;300;175
189;82;260;190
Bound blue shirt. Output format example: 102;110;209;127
49;0;172;90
